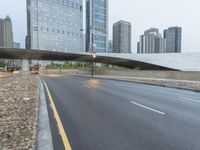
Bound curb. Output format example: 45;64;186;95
37;81;53;150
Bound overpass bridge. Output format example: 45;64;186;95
0;48;200;71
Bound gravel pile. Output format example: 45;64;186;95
0;75;39;150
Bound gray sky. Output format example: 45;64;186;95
0;0;200;53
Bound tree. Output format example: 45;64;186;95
0;60;5;68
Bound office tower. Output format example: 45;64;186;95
0;15;13;48
137;42;140;54
13;42;22;67
137;28;166;54
13;42;20;48
26;0;83;52
164;27;182;53
86;0;108;53
108;40;113;53
113;20;131;53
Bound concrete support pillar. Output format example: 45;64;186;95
4;60;8;72
22;59;30;75
4;64;7;72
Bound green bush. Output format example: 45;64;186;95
0;60;5;68
45;61;128;71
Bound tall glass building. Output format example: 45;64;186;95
164;27;182;53
27;0;83;52
113;20;131;53
86;0;108;53
137;28;166;54
0;15;13;48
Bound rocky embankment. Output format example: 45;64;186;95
0;75;39;150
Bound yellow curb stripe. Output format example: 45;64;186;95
42;79;72;150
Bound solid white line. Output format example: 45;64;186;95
83;84;91;88
179;96;200;103
131;101;165;115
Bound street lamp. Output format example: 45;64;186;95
90;28;96;78
91;51;96;78
93;53;96;58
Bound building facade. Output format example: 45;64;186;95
86;0;108;53
0;15;13;48
137;28;166;54
13;42;21;49
113;20;131;53
26;0;83;52
164;27;182;53
107;40;113;53
13;42;22;67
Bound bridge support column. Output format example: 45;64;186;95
4;64;7;72
4;60;8;72
22;59;30;75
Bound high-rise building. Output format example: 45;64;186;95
113;20;131;53
0;15;13;48
108;40;113;53
86;0;108;53
13;42;22;67
137;42;140;54
13;42;20;48
137;28;166;54
26;0;83;52
164;27;182;53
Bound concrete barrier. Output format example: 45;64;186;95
101;70;200;81
41;69;200;91
41;69;200;81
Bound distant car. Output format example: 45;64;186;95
0;67;4;71
32;71;39;75
13;71;20;74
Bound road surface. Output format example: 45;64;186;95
42;75;200;150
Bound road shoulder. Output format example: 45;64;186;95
37;80;53;150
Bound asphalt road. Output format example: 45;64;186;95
42;75;200;150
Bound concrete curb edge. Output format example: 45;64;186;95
37;80;53;150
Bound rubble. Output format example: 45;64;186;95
0;75;39;150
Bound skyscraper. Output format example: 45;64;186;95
0;15;13;48
108;40;113;53
164;27;182;53
86;0;108;53
137;28;166;54
113;20;131;53
13;42;22;67
26;0;83;52
13;42;20;49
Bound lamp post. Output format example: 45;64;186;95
90;29;96;78
59;63;62;74
92;52;96;78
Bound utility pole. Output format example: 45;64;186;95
91;30;94;78
59;63;62;74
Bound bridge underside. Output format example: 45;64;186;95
0;48;177;70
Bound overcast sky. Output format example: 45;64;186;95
0;0;200;53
